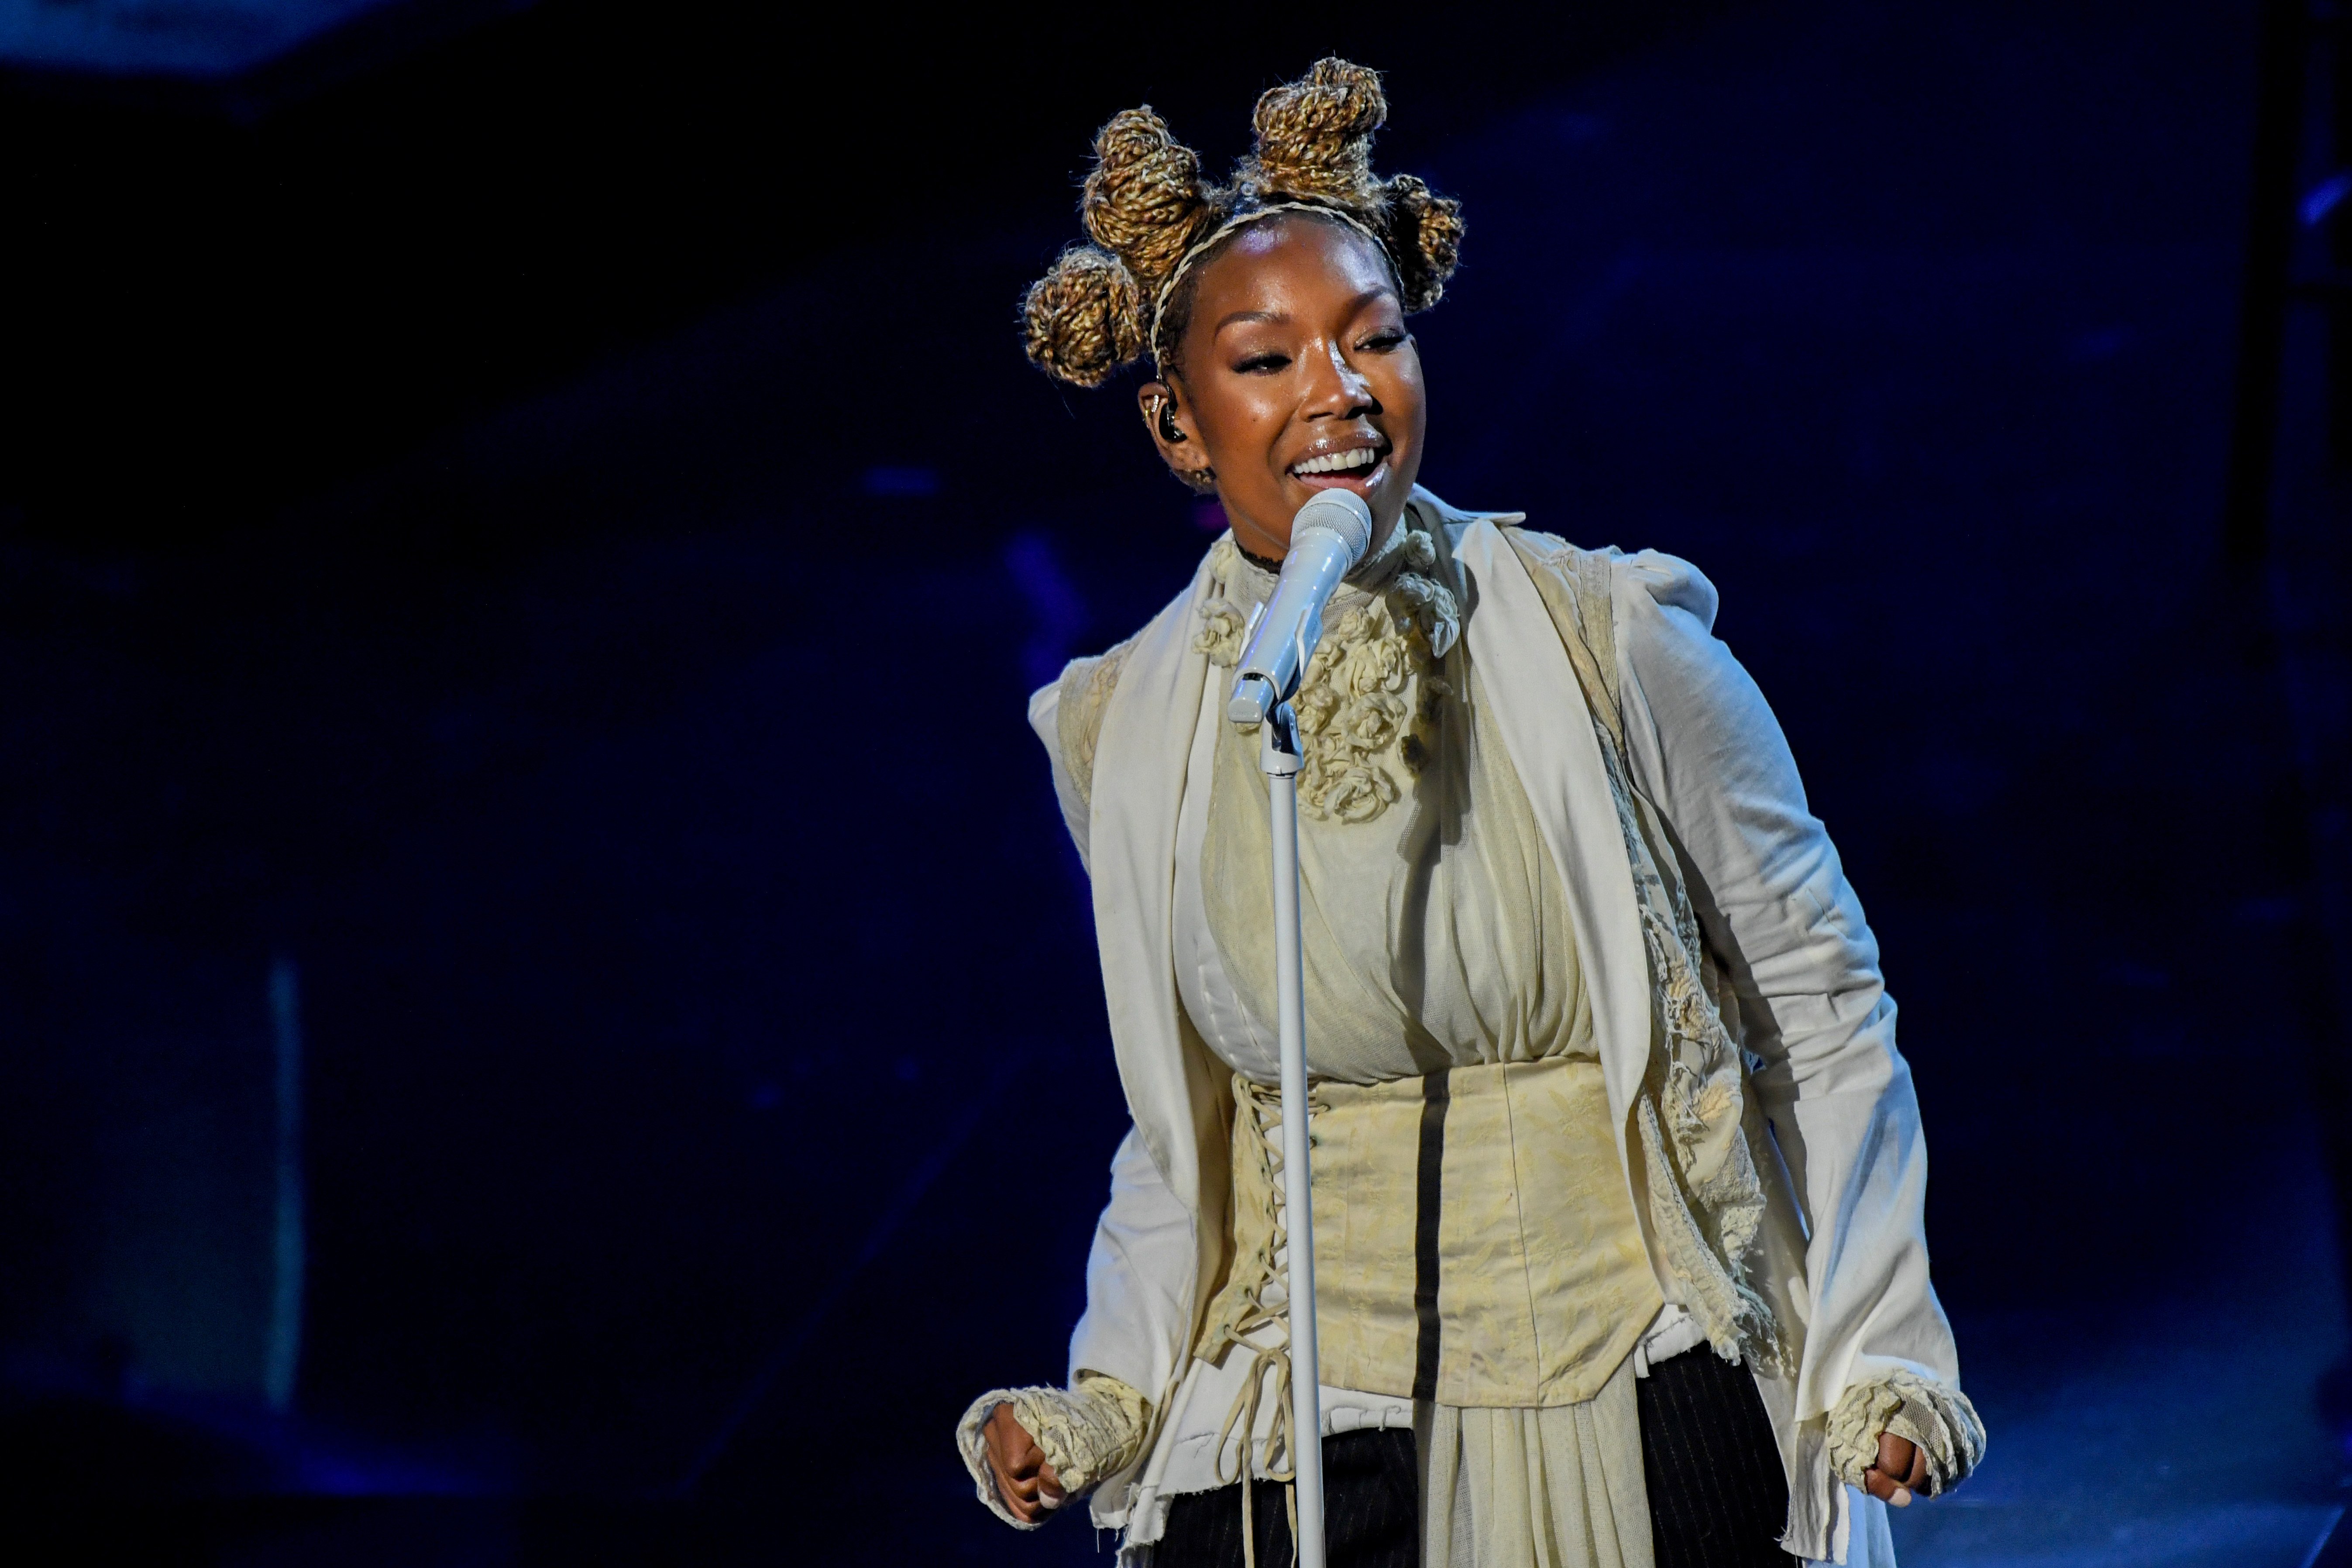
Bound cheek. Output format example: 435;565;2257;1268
1199;382;1293;461
1372;354;1426;426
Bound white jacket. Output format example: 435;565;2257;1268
1027;492;1971;1565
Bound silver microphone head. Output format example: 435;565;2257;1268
1226;490;1381;729
1290;488;1374;565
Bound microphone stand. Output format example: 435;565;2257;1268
1258;698;1325;1568
1228;490;1364;1568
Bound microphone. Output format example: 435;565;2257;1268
1227;490;1376;727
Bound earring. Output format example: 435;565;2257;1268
1157;398;1185;444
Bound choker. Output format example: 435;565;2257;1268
1234;540;1284;576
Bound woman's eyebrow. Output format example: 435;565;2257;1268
1214;308;1285;334
1214;285;1396;337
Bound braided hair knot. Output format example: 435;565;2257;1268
1021;247;1147;389
1083;107;1225;287
1241;57;1389;210
1384;174;1465;312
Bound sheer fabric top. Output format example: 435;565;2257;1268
1174;527;1595;1087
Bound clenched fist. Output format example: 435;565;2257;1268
1862;1432;1928;1507
982;1404;1066;1523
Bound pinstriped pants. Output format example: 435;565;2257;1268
1153;1350;1792;1568
1157;1427;1421;1568
1636;1349;1797;1568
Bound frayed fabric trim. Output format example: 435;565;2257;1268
955;1376;1153;1530
1826;1369;1987;1497
1592;698;1778;1371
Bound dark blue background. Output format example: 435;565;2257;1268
4;1;2346;1562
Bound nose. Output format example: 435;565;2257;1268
1303;335;1379;421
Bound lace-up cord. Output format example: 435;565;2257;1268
1193;1074;1328;1568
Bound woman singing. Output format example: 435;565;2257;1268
956;60;1982;1568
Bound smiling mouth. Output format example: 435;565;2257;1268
1289;444;1388;482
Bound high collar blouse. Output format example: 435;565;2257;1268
1172;528;1596;1086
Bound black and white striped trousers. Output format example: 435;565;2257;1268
1154;1350;1793;1567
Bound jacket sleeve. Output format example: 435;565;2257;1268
1067;1124;1198;1402
1032;660;1195;1403
990;669;1197;1532
1610;549;1982;1494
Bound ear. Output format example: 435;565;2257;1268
1138;378;1215;492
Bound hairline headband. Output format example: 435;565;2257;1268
1148;199;1396;368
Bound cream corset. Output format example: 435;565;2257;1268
1172;523;1658;1418
1195;1063;1662;1411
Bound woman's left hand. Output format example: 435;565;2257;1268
981;1404;1066;1523
1862;1432;1928;1506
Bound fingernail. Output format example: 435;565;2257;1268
1890;1486;1913;1509
1039;1494;1063;1510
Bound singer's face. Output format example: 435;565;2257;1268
1153;215;1426;560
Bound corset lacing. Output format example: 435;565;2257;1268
1194;1073;1328;1568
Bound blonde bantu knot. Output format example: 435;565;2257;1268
1241;61;1462;308
1021;108;1219;387
1241;58;1389;210
1384;173;1465;312
1021;246;1146;389
1083;108;1223;289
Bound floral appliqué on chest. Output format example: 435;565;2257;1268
1194;523;1462;824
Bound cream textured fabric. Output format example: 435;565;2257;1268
1012;490;1980;1565
954;1372;1152;1528
1826;1369;1985;1498
1193;524;1460;826
1167;515;1662;1556
1506;529;1778;1372
1194;521;1770;1372
1198;535;1592;1087
1193;1061;1660;1409
1056;636;1135;820
1420;1349;1654;1568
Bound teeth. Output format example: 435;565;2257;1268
1293;447;1379;475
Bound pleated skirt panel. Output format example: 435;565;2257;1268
1418;1348;1653;1568
1149;1348;1794;1568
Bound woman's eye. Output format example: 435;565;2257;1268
1233;352;1290;374
1360;330;1408;352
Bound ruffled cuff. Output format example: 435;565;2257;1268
954;1372;1151;1529
1827;1369;1987;1498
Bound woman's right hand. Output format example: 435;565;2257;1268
982;1403;1066;1523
